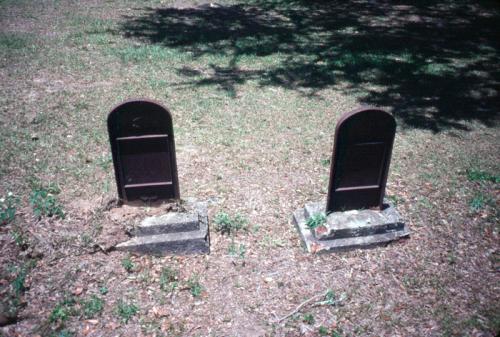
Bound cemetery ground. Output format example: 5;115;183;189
0;0;499;336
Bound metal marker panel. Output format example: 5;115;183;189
108;99;180;202
326;107;396;212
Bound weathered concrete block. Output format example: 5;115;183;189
116;200;209;255
133;212;200;236
293;201;409;253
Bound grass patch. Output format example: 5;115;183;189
159;266;178;293
213;212;247;235
82;295;104;319
187;274;203;298
0;32;33;50
49;297;77;323
110;45;187;64
469;193;492;212
0;192;18;225
115;300;138;323
29;183;65;219
466;168;499;183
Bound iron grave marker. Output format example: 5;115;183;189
326;107;396;212
293;107;409;253
108;99;209;254
108;99;180;202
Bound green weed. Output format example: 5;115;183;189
29;184;65;219
187;275;203;298
82;295;104;319
0;192;18;225
10;228;28;249
159;267;178;293
121;255;134;272
115;300;138;323
213;212;247;235
303;313;314;324
49;297;77;323
318;326;329;335
228;241;246;258
306;212;326;230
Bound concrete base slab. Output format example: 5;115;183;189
293;201;409;253
116;200;209;255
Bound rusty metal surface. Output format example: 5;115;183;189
326;107;396;212
108;99;180;202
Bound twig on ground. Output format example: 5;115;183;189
276;289;329;323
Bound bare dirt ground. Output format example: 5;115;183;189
0;0;499;336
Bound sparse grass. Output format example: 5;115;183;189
0;192;18;225
466;168;499;183
29;184;65;219
82;295;104;319
228;241;246;258
110;44;188;64
49;297;77;323
213;212;247;235
159;266;178;293
187;274;203;298
469;193;491;212
115;300;139;323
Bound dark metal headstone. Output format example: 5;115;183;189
108;99;180;202
326;107;396;212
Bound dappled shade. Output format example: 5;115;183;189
119;0;500;132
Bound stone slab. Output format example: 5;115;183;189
116;200;209;255
305;202;404;240
133;212;200;236
293;201;409;253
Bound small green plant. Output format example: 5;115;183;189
214;212;248;235
82;295;104;318
187;275;203;298
11;228;28;249
11;269;27;295
99;285;108;295
466;168;500;183
228;242;246;258
306;212;326;230
49;297;77;323
29;184;65;219
318;326;329;335
1;192;18;225
11;261;36;296
115;300;138;323
303;313;315;324
121;255;134;272
159;267;178;293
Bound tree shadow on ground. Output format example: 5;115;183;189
118;0;500;132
